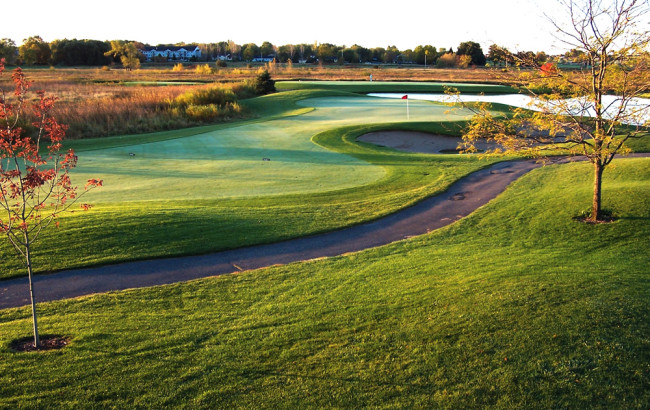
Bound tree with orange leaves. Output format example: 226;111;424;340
459;0;649;222
0;59;102;348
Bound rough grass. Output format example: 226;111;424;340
2;65;527;88
0;158;647;408
277;80;518;94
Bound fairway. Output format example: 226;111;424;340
1;158;647;408
277;80;518;94
1;90;496;278
2;1;647;405
74;96;475;202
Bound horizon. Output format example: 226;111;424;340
4;0;583;55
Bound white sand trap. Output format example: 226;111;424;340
358;131;499;154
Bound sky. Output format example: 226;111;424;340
1;0;617;54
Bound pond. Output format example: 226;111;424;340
369;93;650;125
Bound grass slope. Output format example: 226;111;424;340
1;158;647;408
1;90;496;279
69;94;477;203
0;123;493;279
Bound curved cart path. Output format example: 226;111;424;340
1;154;645;309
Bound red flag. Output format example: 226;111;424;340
401;95;408;99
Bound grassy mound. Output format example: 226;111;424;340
1;158;647;407
1;90;497;279
0;123;492;279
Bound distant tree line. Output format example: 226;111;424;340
0;36;556;68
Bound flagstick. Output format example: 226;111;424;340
406;98;410;120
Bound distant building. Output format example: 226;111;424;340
140;45;202;61
252;55;276;63
393;54;414;64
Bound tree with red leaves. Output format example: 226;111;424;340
540;62;558;77
0;59;102;348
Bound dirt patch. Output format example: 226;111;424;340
358;131;500;154
10;335;70;352
450;192;470;200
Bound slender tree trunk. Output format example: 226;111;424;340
25;238;40;348
592;160;604;222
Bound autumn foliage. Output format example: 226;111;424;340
540;62;558;77
1;60;101;239
0;58;102;348
458;0;649;222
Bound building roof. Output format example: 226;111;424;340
142;45;199;52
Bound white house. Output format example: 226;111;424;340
140;45;202;61
252;55;276;62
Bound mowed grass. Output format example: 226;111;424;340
0;158;647;408
0;90;497;279
277;80;519;94
71;94;476;202
0;123;492;279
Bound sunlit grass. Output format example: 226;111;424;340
1;158;647;408
1;89;499;279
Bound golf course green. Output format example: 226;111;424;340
0;89;499;279
72;95;475;202
1;82;648;407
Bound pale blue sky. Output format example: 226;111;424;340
1;0;609;53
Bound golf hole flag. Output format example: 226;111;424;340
402;95;409;120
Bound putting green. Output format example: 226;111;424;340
74;96;476;203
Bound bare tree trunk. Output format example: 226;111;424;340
25;238;40;348
592;160;604;222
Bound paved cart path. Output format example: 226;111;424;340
3;155;645;309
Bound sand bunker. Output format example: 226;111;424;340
358;131;499;154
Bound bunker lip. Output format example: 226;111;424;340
357;131;500;154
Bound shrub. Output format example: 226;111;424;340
172;63;184;72
254;70;275;95
231;81;257;99
436;53;457;68
184;104;221;121
215;60;227;68
266;59;277;73
457;55;472;68
173;86;236;108
195;64;212;75
184;102;242;121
